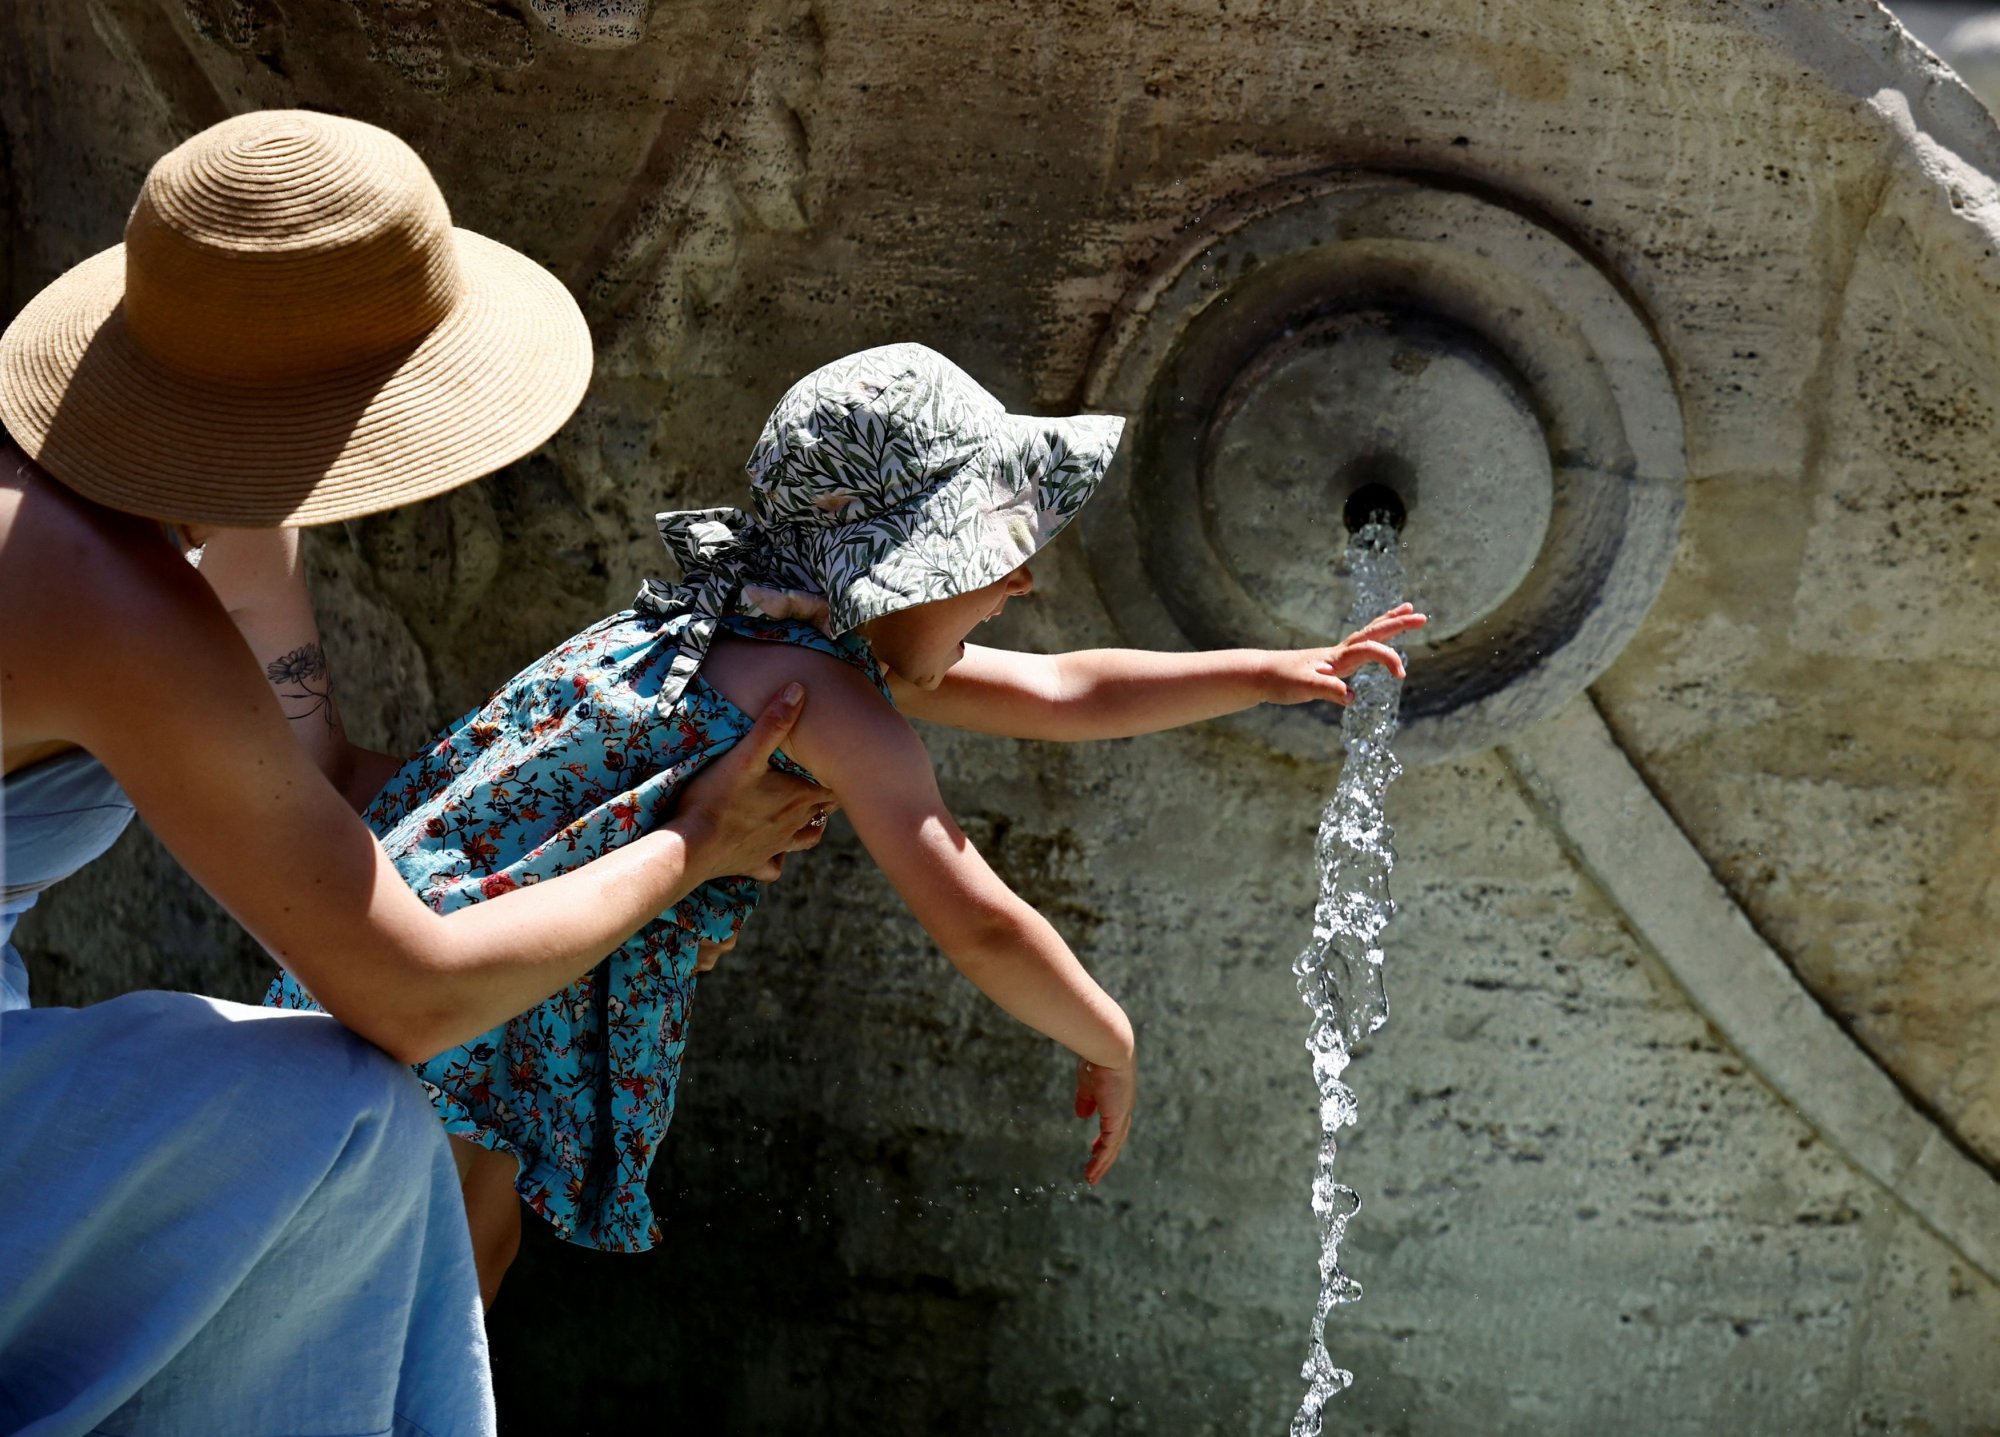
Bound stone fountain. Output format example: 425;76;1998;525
9;2;2000;1431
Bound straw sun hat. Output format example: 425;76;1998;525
0;110;592;527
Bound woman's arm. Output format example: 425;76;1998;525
191;525;400;810
893;605;1427;741
18;513;824;1065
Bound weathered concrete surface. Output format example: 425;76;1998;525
1506;695;2000;1287
9;1;2000;1431
488;738;2000;1434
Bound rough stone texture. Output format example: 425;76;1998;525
9;1;2000;1431
491;742;2000;1434
1507;696;2000;1286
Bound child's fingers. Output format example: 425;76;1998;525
1077;1062;1133;1183
1350;617;1426;643
1348;605;1408;629
1348;609;1428;642
1085;1111;1131;1185
1323;640;1406;679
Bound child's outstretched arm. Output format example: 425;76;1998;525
896;604;1428;741
702;635;1137;1183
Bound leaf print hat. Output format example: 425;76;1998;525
637;344;1124;674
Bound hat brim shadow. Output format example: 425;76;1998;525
0;232;592;528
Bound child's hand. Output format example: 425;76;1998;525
1264;603;1429;706
1075;1056;1137;1185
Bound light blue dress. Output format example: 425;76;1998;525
0;749;496;1437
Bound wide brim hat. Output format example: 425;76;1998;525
737;343;1125;636
0;110;592;527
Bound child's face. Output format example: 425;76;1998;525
861;564;1034;689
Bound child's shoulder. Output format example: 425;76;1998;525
703;626;928;794
714;613;891;701
701;622;889;713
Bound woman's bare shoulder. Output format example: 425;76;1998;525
1;448;230;740
4;449;196;610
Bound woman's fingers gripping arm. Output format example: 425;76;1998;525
669;682;830;881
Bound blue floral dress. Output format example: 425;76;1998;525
266;607;889;1253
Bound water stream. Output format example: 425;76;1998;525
1289;520;1407;1437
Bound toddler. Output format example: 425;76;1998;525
269;343;1423;1302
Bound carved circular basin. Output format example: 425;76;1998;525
1198;309;1553;648
1082;172;1688;763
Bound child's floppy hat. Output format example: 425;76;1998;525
644;342;1124;641
0;110;592;527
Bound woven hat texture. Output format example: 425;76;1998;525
0;109;592;526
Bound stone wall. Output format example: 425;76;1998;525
8;2;2000;1432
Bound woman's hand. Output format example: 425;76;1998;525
1263;603;1429;706
694;934;737;973
668;683;837;883
1075;1055;1137;1185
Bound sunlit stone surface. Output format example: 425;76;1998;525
8;2;2000;1430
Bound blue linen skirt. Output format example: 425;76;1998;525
0;991;494;1437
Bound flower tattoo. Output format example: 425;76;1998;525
265;642;338;731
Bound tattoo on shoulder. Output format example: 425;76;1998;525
266;642;339;731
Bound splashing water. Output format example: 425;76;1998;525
1289;521;1406;1437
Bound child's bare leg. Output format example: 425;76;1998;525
450;1135;523;1311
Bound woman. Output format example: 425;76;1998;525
0;111;828;1436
